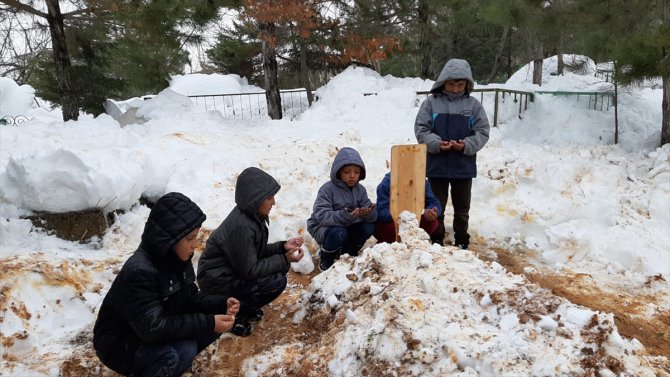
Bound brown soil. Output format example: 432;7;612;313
26;209;110;242
474;245;670;363
57;241;670;376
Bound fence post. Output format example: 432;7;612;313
493;90;499;127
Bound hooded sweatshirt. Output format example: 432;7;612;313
415;59;490;179
197;167;289;296
93;192;227;375
306;147;377;244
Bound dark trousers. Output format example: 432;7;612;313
235;272;287;319
130;332;220;377
322;222;375;256
428;178;472;246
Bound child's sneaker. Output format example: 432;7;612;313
248;308;264;322
230;318;253;337
456;243;469;250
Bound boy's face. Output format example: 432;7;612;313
339;165;361;187
444;79;467;94
173;227;200;261
258;195;276;216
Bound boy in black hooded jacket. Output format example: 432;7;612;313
198;167;304;337
94;192;239;377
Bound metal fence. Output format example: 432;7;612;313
595;69;614;83
188;89;311;120
535;90;615;111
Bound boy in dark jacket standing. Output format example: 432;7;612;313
94;192;239;377
415;59;490;249
197;167;304;337
307;147;377;271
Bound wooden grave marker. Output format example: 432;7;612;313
389;144;426;241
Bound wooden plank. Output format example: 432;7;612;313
390;144;427;241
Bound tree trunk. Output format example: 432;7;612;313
506;30;513;79
487;27;509;84
299;39;313;106
417;0;431;79
45;0;78;121
662;74;670;146
557;52;564;76
260;23;282;120
532;59;543;86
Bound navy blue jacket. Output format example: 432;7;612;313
375;172;443;223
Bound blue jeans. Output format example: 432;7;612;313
130;332;220;377
322;222;375;256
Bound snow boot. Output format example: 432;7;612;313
318;247;341;271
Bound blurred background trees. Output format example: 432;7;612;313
1;0;667;143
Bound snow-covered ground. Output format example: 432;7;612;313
0;55;668;376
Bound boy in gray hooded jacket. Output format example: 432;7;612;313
307;147;377;271
415;59;490;249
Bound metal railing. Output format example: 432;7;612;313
535;90;615;111
595;69;614;83
187;89;312;120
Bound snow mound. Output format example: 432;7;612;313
0;148;145;213
0;77;36;117
242;215;659;376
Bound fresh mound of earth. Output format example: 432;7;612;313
15;215;670;376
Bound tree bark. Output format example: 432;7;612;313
260;22;282;120
487;27;509;84
45;0;78;121
532;59;543;86
417;0;431;79
299;39;313;106
557;52;564;76
662;74;670;146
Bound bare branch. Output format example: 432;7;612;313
0;0;48;18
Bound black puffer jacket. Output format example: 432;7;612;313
197;167;289;296
93;192;228;375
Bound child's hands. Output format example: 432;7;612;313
451;140;465;152
440;140;465;152
285;246;304;263
422;207;438;222
226;297;240;316
358;203;376;217
439;140;453;152
213;314;235;333
284;237;304;252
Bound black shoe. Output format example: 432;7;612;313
456;243;469;250
319;256;335;271
248;308;264;322
318;247;341;271
230;319;253;337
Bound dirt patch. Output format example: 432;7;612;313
26;209;110;242
474;246;670;363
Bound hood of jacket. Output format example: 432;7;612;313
430;59;475;94
140;192;206;260
235;167;281;216
330;147;366;182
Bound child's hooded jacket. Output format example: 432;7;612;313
307;147;377;244
415;59;490;179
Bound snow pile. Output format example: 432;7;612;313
243;215;657;376
0;77;36;117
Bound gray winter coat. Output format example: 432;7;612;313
197;167;289;296
306;147;377;244
415;59;490;178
